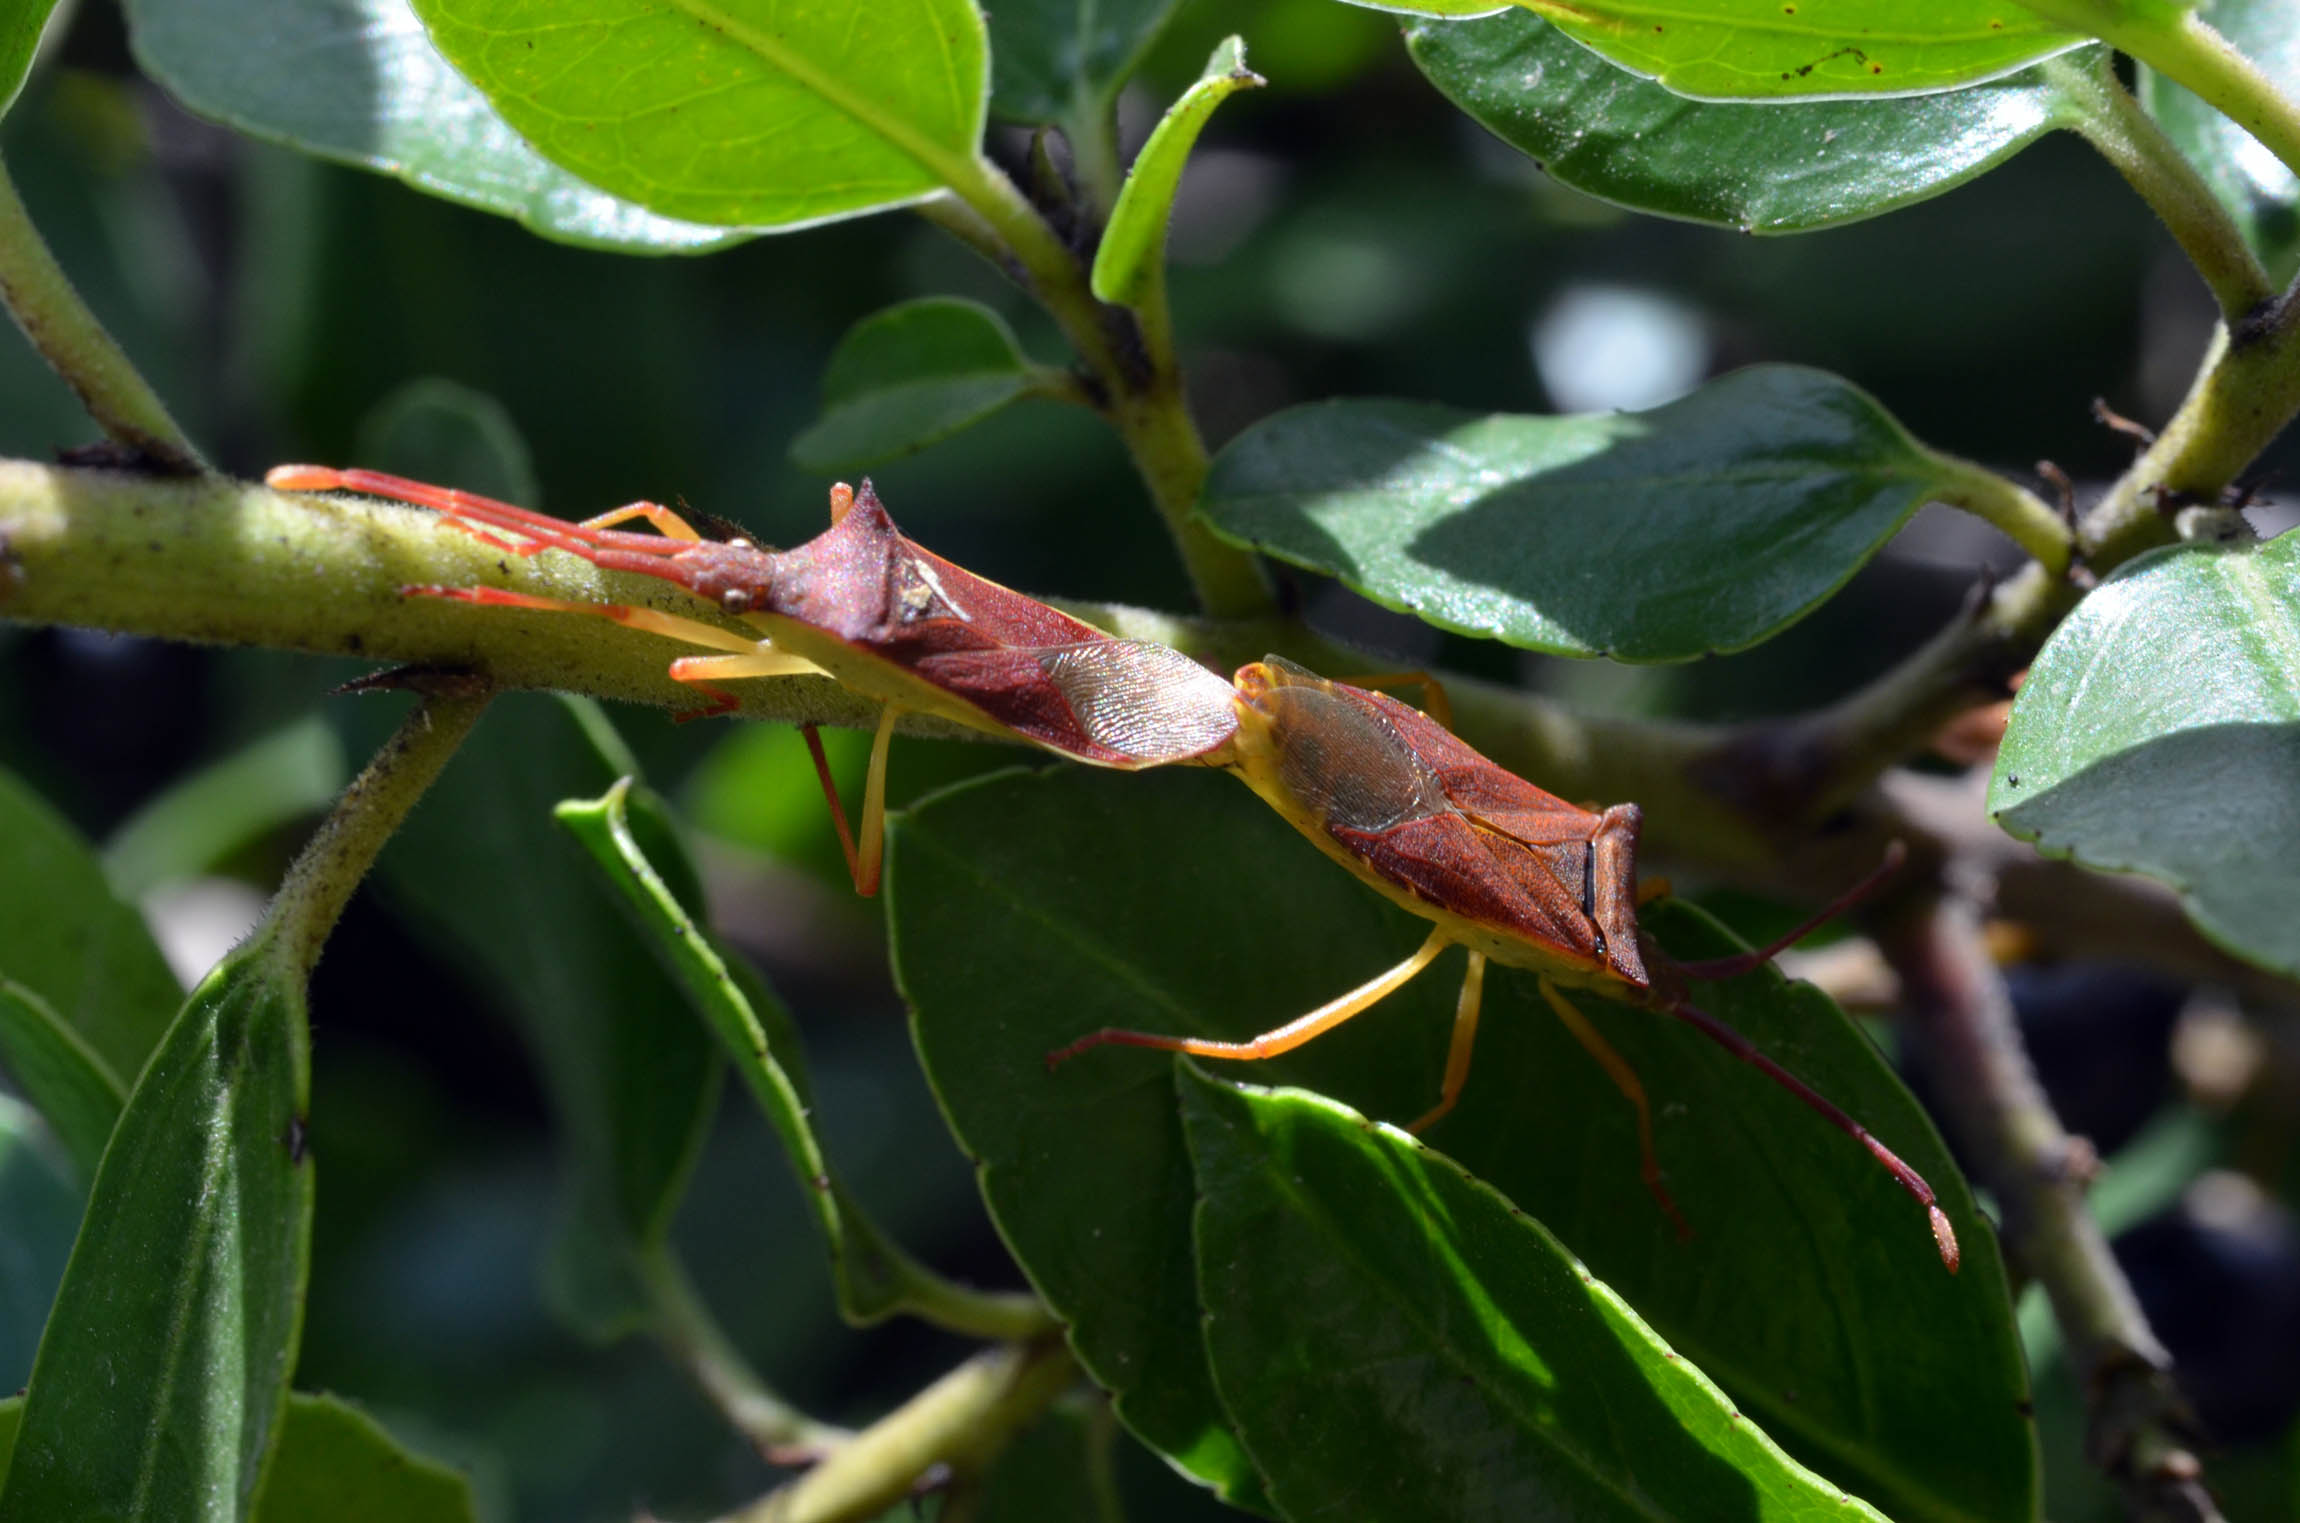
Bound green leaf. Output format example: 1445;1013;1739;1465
0;0;60;119
555;777;974;1326
1200;365;1954;661
411;0;989;229
0;979;125;1182
790;299;1042;473
366;695;719;1339
1091;38;1265;309
0;939;312;1523
1408;11;2094;232
2140;0;2300;284
104;717;348;902
1383;0;2083;100
894;767;2031;1523
1182;1071;1892;1521
122;0;745;253
972;1399;1114;1522
0;1103;85;1391
0;767;182;1085
990;0;1185;123
253;1394;477;1523
1990;530;2300;982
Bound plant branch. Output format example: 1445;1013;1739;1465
266;683;488;976
1874;895;2221;1523
2053;49;2274;321
720;1337;1077;1523
0;157;202;474
2038;4;2300;187
642;1246;852;1460
926;157;1271;619
1927;452;2074;574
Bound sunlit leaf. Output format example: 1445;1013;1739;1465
0;0;61;118
412;0;989;229
1184;1071;1892;1520
1991;530;2300;981
1409;11;2094;232
894;767;2030;1523
1374;0;2083;100
0;942;311;1523
1200;365;1954;660
123;0;745;252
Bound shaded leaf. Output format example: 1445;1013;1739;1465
0;0;60;118
1990;530;2300;982
990;0;1185;124
365;695;719;1339
0;766;182;1084
2140;0;2300;284
0;1104;84;1392
1200;365;1953;660
104;717;347;901
973;1400;1116;1522
1408;11;2093;233
412;0;988;229
1377;0;2082;99
1091;38;1264;308
555;777;974;1325
893;767;2030;1523
0;978;124;1182
791;299;1040;473
253;1393;478;1523
123;0;743;253
1183;1070;1891;1521
0;941;311;1523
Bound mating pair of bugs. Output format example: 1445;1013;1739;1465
267;464;1959;1272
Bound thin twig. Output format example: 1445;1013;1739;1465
1874;895;2221;1523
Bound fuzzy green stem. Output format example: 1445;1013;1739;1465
2036;4;2300;187
2053;50;2274;320
266;687;487;976
1926;452;2074;574
0;157;202;473
928;157;1271;618
642;1247;852;1459
722;1338;1077;1523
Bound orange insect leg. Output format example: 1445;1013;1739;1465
1046;927;1451;1070
1539;978;1691;1241
1407;950;1486;1133
407;586;763;655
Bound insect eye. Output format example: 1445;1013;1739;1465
721;588;753;613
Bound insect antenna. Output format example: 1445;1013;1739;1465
1668;841;1906;982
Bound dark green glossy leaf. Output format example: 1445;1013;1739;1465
791;299;1041;473
1200;365;1952;660
0;1104;83;1391
555;777;973;1325
1091;38;1264;308
0;940;311;1523
413;0;987;229
253;1394;478;1523
367;695;719;1338
2140;0;2300;283
1990;530;2300;981
0;767;182;1085
893;767;2030;1523
0;0;59;118
123;0;744;253
1408;11;2093;232
990;0;1185;123
1377;0;2082;100
0;978;124;1182
104;717;347;901
1183;1071;1891;1521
